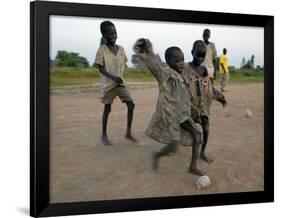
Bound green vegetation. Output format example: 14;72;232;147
50;66;263;87
217;68;264;83
50;67;100;86
53;50;89;68
51;49;263;87
50;67;154;87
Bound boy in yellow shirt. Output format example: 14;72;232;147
219;48;229;92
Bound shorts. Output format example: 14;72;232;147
101;85;133;104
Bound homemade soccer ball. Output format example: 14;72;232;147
195;175;211;189
245;109;253;118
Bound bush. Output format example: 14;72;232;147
124;68;153;79
51;66;100;78
223;68;264;82
54;50;90;68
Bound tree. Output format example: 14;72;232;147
241;57;245;68
241;55;255;69
55;50;89;68
255;65;263;71
250;55;255;68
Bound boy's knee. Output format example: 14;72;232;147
126;101;135;111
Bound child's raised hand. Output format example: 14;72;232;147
133;38;153;55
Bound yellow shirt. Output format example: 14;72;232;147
219;54;229;74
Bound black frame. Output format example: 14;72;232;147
30;1;274;217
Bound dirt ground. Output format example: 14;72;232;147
50;82;264;203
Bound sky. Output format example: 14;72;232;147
50;15;264;68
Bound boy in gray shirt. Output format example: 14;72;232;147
134;38;204;176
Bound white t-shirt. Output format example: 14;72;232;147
202;42;217;78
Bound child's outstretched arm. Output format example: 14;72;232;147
133;38;164;81
212;86;227;107
96;65;123;84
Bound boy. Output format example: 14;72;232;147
202;29;217;85
94;21;137;145
219;48;229;92
134;38;204;176
182;40;227;163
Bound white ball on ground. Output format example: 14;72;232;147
245;109;253;118
195;175;211;189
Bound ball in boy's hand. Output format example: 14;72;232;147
195;175;211;189
245;108;253;118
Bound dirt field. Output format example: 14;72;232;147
50;82;264;203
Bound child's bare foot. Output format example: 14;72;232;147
152;153;159;170
200;152;213;163
101;135;112;145
125;133;138;143
189;166;205;176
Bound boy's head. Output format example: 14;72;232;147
191;40;207;66
165;47;184;73
202;29;211;43
223;48;227;55
100;21;117;45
